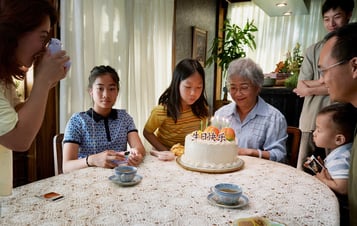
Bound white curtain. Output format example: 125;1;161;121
228;0;357;73
59;0;174;147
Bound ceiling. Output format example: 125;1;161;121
252;0;310;16
227;0;310;17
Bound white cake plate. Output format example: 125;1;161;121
176;156;244;173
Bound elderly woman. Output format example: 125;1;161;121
214;58;287;162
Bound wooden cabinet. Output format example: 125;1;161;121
260;87;303;127
13;152;28;186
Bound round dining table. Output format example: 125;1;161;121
0;154;339;225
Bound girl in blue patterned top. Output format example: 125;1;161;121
63;65;145;173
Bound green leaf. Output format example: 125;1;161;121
205;19;258;70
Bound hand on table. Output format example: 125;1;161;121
237;147;258;157
150;150;175;161
89;150;126;168
127;148;144;166
237;147;250;156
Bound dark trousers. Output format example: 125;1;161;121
336;193;349;226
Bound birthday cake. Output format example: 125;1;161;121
179;125;241;170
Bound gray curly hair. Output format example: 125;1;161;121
226;58;264;88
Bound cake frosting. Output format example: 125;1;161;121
180;130;240;169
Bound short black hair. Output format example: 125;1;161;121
318;103;357;142
88;65;120;91
322;0;355;16
323;22;357;62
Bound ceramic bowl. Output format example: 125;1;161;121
263;77;276;87
212;183;243;205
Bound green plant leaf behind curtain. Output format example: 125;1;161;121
206;19;258;71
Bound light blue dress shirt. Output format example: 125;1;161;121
214;96;287;162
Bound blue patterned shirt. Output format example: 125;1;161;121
214;97;287;162
63;108;138;159
324;143;352;179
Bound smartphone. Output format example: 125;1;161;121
112;151;131;165
306;155;325;174
36;192;64;201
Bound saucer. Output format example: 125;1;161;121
207;193;249;209
108;174;142;187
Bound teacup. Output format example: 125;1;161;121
114;165;137;182
212;183;243;205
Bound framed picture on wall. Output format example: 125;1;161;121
192;26;207;67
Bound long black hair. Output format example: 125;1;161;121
0;0;57;84
158;58;209;122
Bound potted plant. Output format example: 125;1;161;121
206;19;258;100
274;43;304;89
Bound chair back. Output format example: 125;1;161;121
286;126;301;168
53;133;64;175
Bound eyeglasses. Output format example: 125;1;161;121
317;60;347;77
227;84;251;94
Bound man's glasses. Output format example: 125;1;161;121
318;60;347;77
